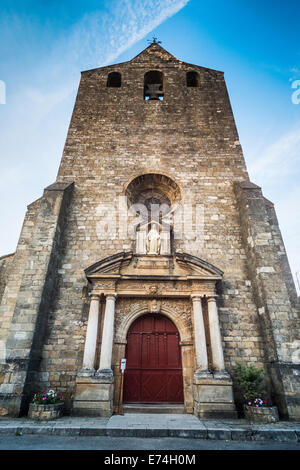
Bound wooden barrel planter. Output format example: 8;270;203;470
244;405;279;423
28;402;64;421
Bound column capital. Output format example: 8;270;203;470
191;294;204;301
206;295;218;302
105;293;117;301
89;293;100;300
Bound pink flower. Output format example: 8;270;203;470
248;402;252;405
256;404;259;407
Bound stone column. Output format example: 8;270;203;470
191;295;211;378
73;293;116;417
193;295;236;419
97;294;117;379
207;296;227;377
79;293;100;376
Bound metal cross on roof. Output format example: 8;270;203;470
147;36;162;45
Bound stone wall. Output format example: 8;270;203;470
234;181;300;419
0;254;15;306
0;183;73;416
0;199;41;356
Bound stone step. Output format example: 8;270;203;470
0;416;299;442
122;404;186;414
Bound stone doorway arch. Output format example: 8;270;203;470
73;251;237;417
123;313;184;404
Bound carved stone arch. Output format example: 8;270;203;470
115;304;192;345
123;172;182;207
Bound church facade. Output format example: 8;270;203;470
0;42;299;420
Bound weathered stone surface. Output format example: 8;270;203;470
28;402;64;420
0;254;15;306
0;406;8;416
74;383;113;401
234;182;300;420
244;405;279;423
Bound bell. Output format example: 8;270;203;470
145;83;163;100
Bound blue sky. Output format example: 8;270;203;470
0;0;299;292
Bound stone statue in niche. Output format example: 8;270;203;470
136;221;171;255
146;223;161;255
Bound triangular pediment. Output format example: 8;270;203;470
85;251;223;280
175;252;223;277
82;43;222;76
85;252;132;276
130;42;179;64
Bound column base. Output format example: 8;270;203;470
193;372;237;419
95;368;114;382
212;369;232;381
194;369;213;380
77;368;96;378
72;373;114;417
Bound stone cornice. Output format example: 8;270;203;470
87;252;221;298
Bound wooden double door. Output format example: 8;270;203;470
123;314;184;403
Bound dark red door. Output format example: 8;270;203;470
123;314;184;403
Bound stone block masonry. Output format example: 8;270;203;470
0;182;73;416
0;254;15;306
234;181;300;420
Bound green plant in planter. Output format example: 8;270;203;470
232;363;267;405
32;389;63;405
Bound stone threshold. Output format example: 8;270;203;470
122;404;185;414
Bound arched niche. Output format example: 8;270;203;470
125;173;181;207
125;173;182;255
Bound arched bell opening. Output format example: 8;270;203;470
144;70;164;100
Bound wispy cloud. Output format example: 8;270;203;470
248;125;300;293
277;185;300;294
65;0;190;70
248;124;300;183
0;0;190;255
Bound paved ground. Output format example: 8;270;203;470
0;414;299;444
0;435;299;450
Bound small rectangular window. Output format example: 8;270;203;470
107;72;121;87
186;71;200;87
